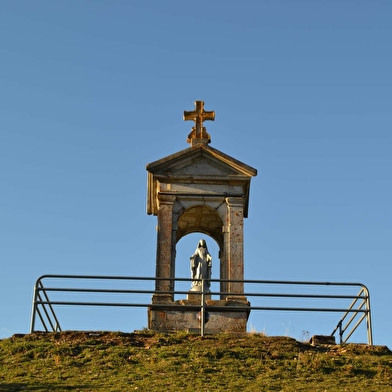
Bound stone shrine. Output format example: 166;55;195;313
146;101;257;332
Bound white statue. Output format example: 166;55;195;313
190;239;212;288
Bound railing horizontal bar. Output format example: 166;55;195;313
36;274;367;288
246;306;368;313
37;288;189;295
35;301;369;313
210;292;366;300
37;287;367;301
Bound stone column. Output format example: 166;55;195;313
225;197;246;300
153;194;176;303
221;225;229;299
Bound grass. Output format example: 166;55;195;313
0;331;391;391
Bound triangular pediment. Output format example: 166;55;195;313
146;145;257;179
146;145;257;216
173;154;239;177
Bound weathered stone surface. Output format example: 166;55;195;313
310;335;336;346
148;299;250;333
186;287;211;302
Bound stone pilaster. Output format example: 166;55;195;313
225;197;246;301
153;194;176;303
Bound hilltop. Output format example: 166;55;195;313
0;331;391;391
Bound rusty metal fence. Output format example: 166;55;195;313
30;275;373;344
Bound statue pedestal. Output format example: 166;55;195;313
148;298;250;333
186;286;211;302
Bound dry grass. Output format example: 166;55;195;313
0;331;391;391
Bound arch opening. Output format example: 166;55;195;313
175;232;220;301
176;205;223;247
174;205;223;300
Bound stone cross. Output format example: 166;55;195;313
183;101;215;144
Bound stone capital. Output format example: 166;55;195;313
225;196;245;208
157;193;176;206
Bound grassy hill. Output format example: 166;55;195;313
0;331;391;391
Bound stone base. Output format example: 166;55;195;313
186;287;211;302
309;335;336;346
148;299;250;333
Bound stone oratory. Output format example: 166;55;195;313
146;101;257;332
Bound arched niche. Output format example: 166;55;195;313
174;231;220;300
176;205;223;247
175;205;223;295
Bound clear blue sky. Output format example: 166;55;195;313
1;1;391;347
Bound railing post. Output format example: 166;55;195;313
364;287;373;345
338;320;343;344
29;281;38;333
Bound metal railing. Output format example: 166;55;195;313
30;275;373;344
